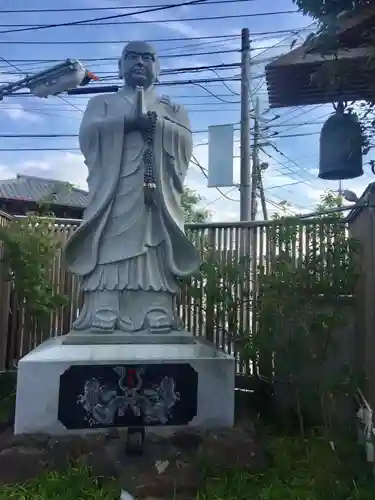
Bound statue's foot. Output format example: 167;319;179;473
146;310;173;333
116;315;136;332
91;310;117;332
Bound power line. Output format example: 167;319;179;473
0;34;239;45
0;27;315;44
0;61;240;79
0;11;300;32
6;77;241;97
0;0;264;13
191;155;239;202
0;148;81;152
0;44;287;65
0;0;211;34
8;92;237;100
269;104;325;128
0;49;240;69
261;147;319;189
0;127;323;140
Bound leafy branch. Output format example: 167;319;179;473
0;216;67;324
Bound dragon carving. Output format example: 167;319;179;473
77;366;180;426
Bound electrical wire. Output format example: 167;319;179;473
0;11;301;33
268;104;325;129
0;0;270;13
4;76;241;96
0;50;240;74
0;42;297;66
0;0;211;34
190;154;239;202
261;147;320;189
201;187;240;209
190;83;239;103
0;27;315;44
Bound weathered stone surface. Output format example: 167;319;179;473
78;449;118;480
47;433;108;459
168;429;203;453
196;427;265;471
0;429;50;452
112;435;203;498
0;446;49;485
0;423;265;489
116;427;264;498
119;458;203;498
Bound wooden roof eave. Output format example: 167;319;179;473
268;3;375;70
268;45;375;70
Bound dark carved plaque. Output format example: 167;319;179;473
58;363;198;430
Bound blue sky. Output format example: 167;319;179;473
0;0;373;220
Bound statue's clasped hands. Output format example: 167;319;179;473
127;111;157;138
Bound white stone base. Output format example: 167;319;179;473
14;335;235;435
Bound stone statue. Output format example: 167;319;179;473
64;41;200;334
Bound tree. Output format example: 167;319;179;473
251;189;359;434
293;0;370;22
181;187;211;223
316;188;344;216
0;216;68;325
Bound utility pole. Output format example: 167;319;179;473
250;96;260;221
240;27;251;221
258;166;268;220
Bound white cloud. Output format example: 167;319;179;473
0;163;16;179
1;152;87;189
130;8;201;39
0;103;42;123
2;143;371;223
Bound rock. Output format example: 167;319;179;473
114;437;204;498
0;423;265;492
168;430;203;453
120;459;203;498
48;433;107;458
0;430;49;452
78;448;118;480
106;427;121;441
0;446;49;485
196;427;265;471
0;422;11;437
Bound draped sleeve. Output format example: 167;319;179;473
78;96;107;198
161;104;193;194
152;101;200;277
64;94;126;276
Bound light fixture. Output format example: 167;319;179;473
0;59;99;100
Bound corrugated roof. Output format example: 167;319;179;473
265;3;375;108
0;175;88;208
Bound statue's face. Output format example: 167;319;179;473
120;41;158;89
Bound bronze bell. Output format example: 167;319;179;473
319;106;363;180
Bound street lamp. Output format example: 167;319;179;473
0;59;99;100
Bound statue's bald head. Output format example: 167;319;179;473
119;40;160;90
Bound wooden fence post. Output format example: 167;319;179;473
0;211;13;370
205;227;216;343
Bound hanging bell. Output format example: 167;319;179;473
319;105;363;180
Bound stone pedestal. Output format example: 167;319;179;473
14;333;235;435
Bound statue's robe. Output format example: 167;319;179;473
64;87;200;300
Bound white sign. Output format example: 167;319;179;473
208;124;234;188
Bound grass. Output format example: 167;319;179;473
0;468;119;500
199;434;374;500
0;433;373;500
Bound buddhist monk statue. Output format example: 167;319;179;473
64;41;200;334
